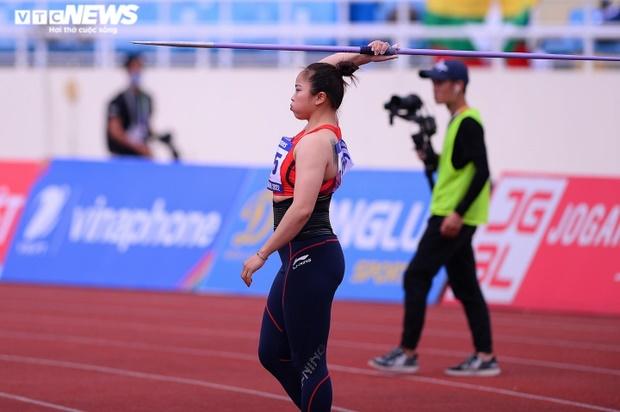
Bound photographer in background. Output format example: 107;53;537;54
106;53;180;160
106;53;153;157
370;60;500;377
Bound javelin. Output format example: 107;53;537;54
132;40;620;62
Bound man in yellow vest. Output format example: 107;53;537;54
369;60;500;377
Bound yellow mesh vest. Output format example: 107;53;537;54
430;108;490;226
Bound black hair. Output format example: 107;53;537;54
303;61;359;110
124;52;142;70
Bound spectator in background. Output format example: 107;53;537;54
596;0;620;57
600;0;620;22
386;3;422;23
106;53;154;158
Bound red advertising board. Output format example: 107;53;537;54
446;173;620;315
513;176;620;314
0;161;42;266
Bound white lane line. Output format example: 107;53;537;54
402;374;620;412
2;319;620;378
423;329;620;352
0;330;258;361
0;354;356;412
3;310;620;353
1;331;618;411
328;365;620;412
0;391;84;412
331;339;620;377
333;319;620;335
3;294;619;334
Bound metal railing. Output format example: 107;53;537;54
1;0;620;69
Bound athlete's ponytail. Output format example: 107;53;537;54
335;61;359;78
304;61;359;110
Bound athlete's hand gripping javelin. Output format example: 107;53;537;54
320;40;399;67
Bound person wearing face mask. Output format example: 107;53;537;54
369;59;500;377
106;53;154;157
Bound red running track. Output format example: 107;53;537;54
0;283;618;412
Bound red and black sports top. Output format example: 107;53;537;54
267;124;352;196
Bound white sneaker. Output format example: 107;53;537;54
368;347;419;374
445;354;501;377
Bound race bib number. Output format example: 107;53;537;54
267;136;292;192
334;139;353;189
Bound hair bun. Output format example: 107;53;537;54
336;61;359;77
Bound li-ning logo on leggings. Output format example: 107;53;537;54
300;344;326;387
292;254;311;270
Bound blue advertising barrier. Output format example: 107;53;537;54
2;158;247;289
3;160;447;304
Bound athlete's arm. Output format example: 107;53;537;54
320;40;397;67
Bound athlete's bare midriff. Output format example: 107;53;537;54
273;195;293;204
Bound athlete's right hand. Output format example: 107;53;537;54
365;40;399;62
241;254;265;287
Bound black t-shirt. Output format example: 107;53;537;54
106;89;153;155
450;117;491;217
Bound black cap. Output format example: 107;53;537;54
419;60;469;85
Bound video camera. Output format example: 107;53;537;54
384;94;438;187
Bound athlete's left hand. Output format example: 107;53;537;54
440;212;463;238
241;254;265;287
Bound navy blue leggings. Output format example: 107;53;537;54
258;235;344;412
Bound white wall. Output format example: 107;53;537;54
2;67;619;177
